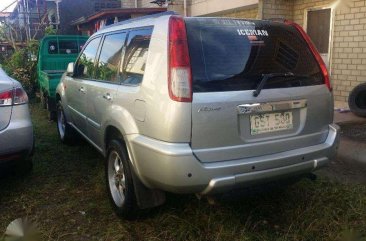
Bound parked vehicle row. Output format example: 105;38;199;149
54;12;340;218
37;35;88;120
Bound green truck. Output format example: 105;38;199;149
38;35;88;119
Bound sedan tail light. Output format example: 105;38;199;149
0;87;28;106
0;89;13;106
13;87;28;105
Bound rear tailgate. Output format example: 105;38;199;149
0;69;14;131
185;18;333;163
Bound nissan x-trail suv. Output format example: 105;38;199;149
56;12;339;217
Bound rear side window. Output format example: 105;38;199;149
59;40;78;54
185;18;323;92
48;40;84;54
74;37;101;79
48;40;58;54
95;32;127;82
122;28;153;85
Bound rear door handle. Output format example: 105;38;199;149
103;93;112;101
78;87;86;93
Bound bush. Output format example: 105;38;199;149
1;40;39;98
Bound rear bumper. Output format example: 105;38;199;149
0;104;34;164
127;124;340;195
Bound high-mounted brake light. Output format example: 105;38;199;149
168;16;192;102
285;20;332;92
0;87;28;106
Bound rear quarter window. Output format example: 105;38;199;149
121;28;153;85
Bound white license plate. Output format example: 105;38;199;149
250;112;293;135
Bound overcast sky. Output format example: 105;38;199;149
0;0;17;12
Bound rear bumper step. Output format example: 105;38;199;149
127;124;339;195
201;158;326;195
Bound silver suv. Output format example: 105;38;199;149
56;12;339;217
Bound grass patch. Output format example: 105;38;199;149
1;103;366;241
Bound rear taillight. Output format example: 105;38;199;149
0;87;28;106
285;20;332;92
168;16;192;102
14;87;28;105
0;89;13;106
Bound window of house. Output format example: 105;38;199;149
122;28;153;85
74;37;101;79
95;32;126;82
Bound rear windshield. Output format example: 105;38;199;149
185;18;324;92
48;39;86;55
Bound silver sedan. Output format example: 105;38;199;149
0;67;34;173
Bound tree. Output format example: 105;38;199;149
0;22;19;50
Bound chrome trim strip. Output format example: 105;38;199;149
87;118;101;130
237;99;307;114
69;122;104;154
68;105;86;119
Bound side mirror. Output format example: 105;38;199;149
66;62;74;76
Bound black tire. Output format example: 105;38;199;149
56;100;76;144
106;139;137;219
40;90;47;109
348;83;366;117
49;111;57;121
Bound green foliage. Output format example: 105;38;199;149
44;26;57;36
1;41;39;97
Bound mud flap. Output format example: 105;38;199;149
131;169;166;209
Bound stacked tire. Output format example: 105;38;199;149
348;83;366;117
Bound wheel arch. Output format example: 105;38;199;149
104;124;166;210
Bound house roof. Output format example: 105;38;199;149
71;8;167;26
0;12;11;20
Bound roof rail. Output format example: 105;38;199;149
101;11;179;30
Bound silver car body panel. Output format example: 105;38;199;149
191;85;333;162
125;124;339;194
57;15;339;194
0;68;15;131
0;67;33;159
0;104;34;157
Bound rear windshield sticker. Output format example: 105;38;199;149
237;29;269;36
212;19;256;26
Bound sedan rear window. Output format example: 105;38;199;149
185;18;324;92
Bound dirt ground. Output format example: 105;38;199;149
319;113;366;184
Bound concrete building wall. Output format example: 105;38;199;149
258;0;366;105
125;0;366;105
259;0;294;20
330;0;366;103
121;0;136;8
138;0;184;14
188;0;258;16
292;0;334;26
211;6;259;19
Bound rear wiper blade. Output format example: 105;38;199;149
253;72;294;97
